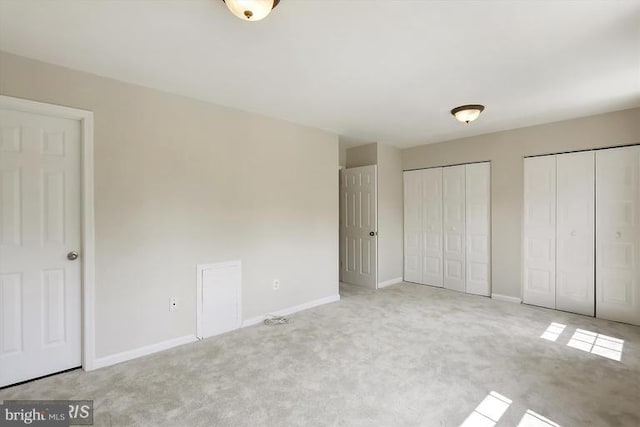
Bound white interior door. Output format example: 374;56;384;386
403;170;422;284
596;146;640;325
341;165;377;288
523;156;557;309
0;108;82;387
465;162;491;296
443;165;466;292
556;152;595;316
422;168;444;287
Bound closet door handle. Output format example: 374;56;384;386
570;230;576;237
616;231;622;239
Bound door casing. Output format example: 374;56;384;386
0;95;96;372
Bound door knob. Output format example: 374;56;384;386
616;231;622;239
67;251;79;261
369;231;376;236
570;230;576;237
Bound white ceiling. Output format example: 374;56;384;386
1;0;639;148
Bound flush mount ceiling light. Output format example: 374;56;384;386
223;0;280;21
451;104;485;124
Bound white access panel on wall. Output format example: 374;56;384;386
422;168;444;287
556;152;595;316
403;170;423;284
596;146;640;325
465;163;491;296
523;156;557;309
443;165;466;292
197;261;241;339
0;109;82;387
341;165;378;289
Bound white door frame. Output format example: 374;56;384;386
0;95;96;371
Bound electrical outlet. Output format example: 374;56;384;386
272;279;280;290
169;297;178;312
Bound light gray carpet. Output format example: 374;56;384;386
2;282;639;426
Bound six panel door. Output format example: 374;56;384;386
556;152;595;316
0;108;82;387
465;163;491;296
596;146;640;325
403;170;423;284
523;156;557;309
422;168;444;287
401;146;640;325
341;165;378;289
443;165;466;292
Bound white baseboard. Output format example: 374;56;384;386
492;293;522;304
91;294;341;369
242;294;341;327
92;334;197;370
378;277;403;288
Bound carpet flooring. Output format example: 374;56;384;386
2;282;639;426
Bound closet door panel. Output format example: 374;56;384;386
523;156;556;309
422;168;444;287
596;146;640;325
556;152;595;316
465;163;491;296
443;165;466;292
403;170;423;284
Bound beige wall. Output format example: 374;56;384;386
338;140;348;168
376;143;403;283
0;52;339;358
341;142;403;285
345;142;377;168
403;108;640;298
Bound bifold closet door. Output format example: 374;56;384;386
422;168;444;287
523;156;556;309
443;165;466;292
403;170;423;284
596;146;640;325
465;163;491;296
556;152;595;316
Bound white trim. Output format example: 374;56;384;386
520;156;527;306
92;335;197;370
242;294;341;327
196;260;242;339
93;294;340;367
0;96;97;371
378;277;403;288
491;293;522;304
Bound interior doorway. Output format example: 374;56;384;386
0;96;95;387
339;165;378;289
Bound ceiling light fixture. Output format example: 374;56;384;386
223;0;280;21
451;104;485;124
